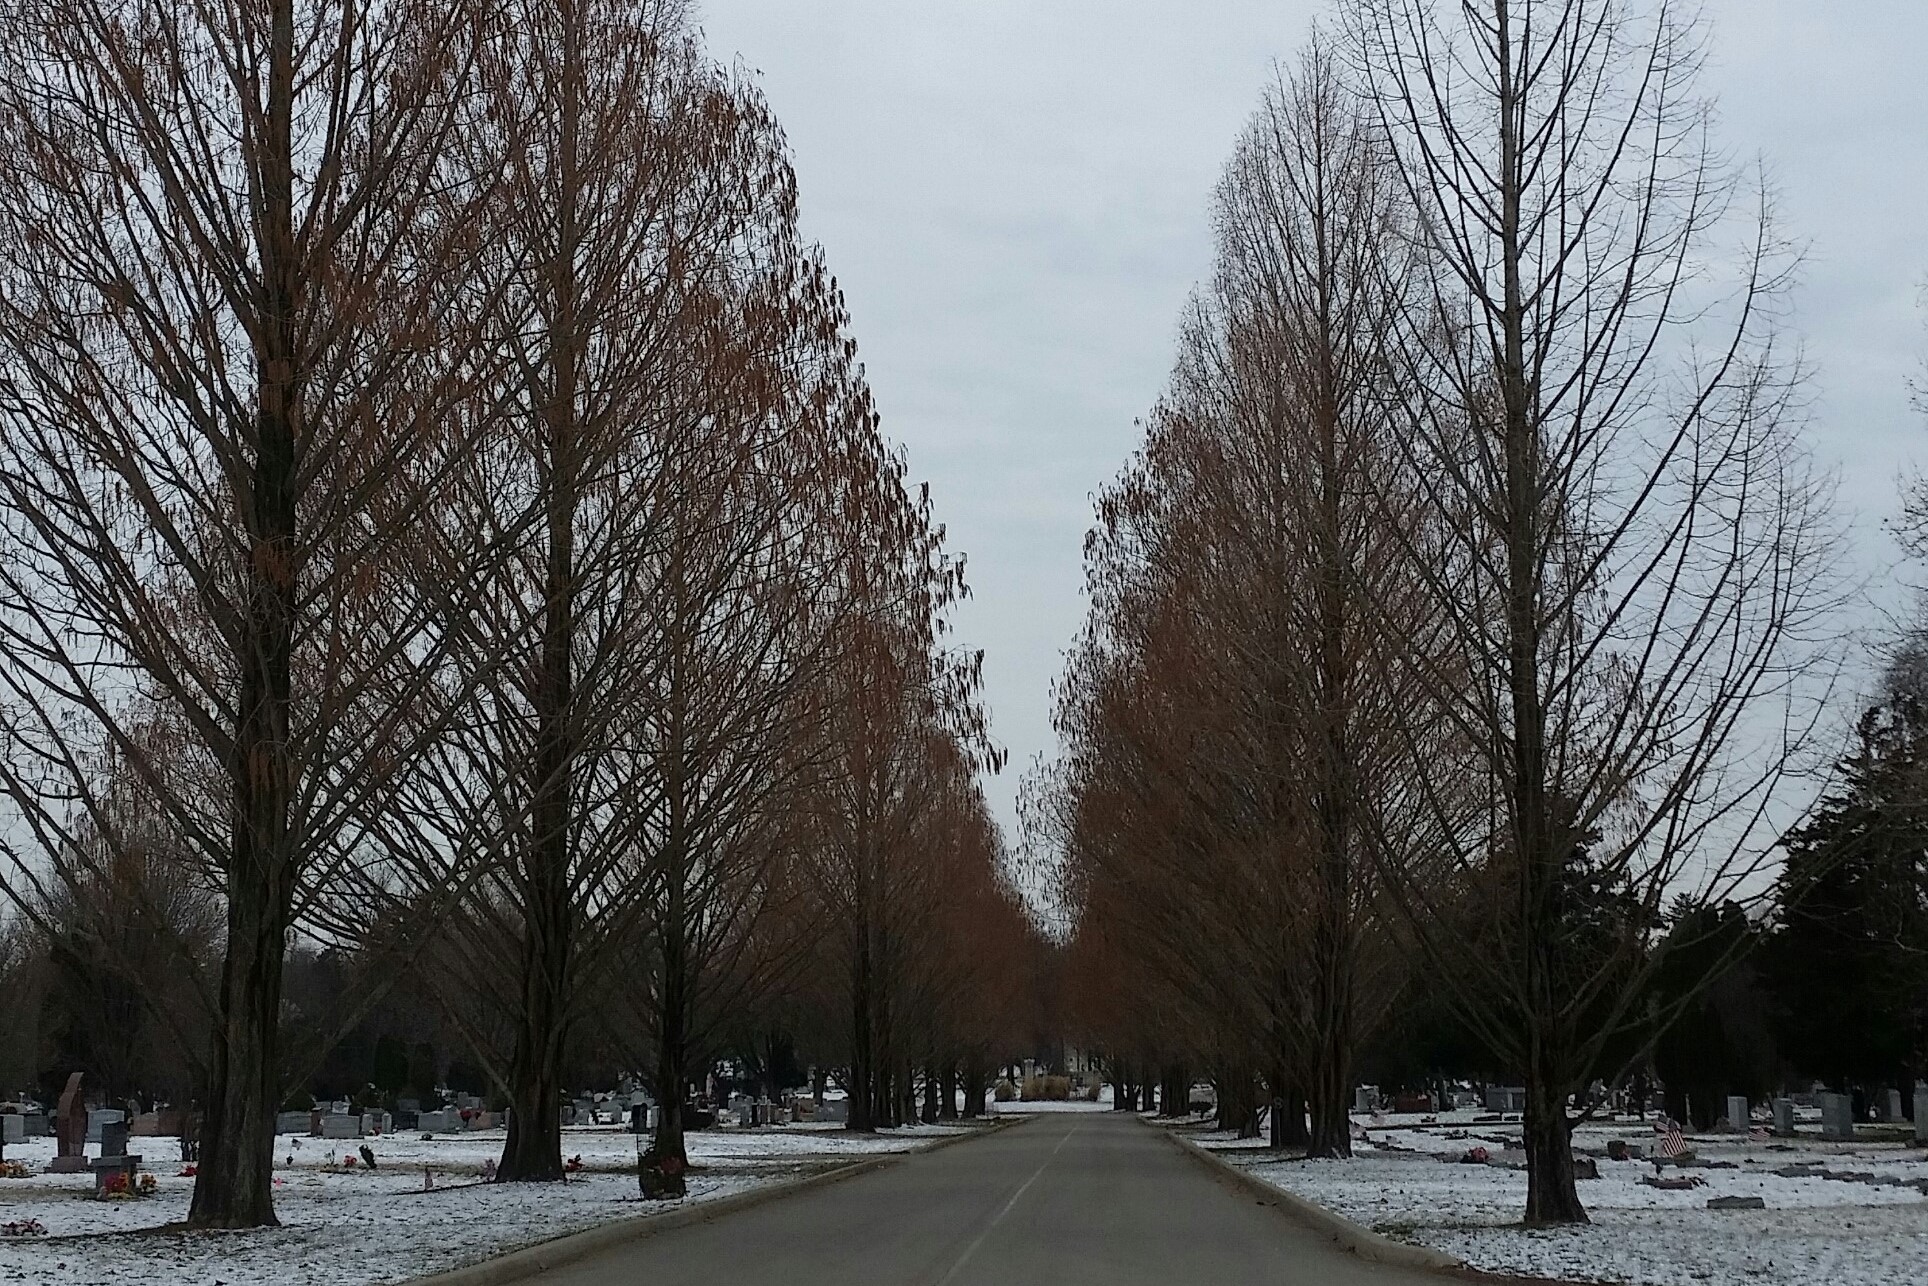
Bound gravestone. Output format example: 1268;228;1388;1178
1725;1095;1749;1131
90;1120;140;1196
1881;1088;1903;1122
1772;1098;1795;1137
1915;1087;1928;1143
86;1107;124;1145
0;1114;22;1147
276;1111;313;1136
817;1097;848;1124
1819;1092;1853;1141
129;1112;163;1136
630;1104;647;1134
47;1072;88;1173
321;1114;362;1139
22;1113;47;1138
1353;1086;1373;1113
1483;1085;1527;1113
98;1120;129;1159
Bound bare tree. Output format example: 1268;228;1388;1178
386;0;834;1181
1346;0;1843;1223
0;0;499;1226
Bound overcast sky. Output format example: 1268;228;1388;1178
699;1;1928;846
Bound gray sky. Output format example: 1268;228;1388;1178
699;0;1928;845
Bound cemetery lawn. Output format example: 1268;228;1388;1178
0;1121;974;1285
1179;1111;1928;1286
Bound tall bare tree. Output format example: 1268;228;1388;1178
1347;0;1843;1222
0;0;500;1226
387;0;836;1181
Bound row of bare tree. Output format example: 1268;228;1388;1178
0;0;1033;1230
1029;0;1843;1226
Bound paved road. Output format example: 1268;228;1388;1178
540;1110;1445;1285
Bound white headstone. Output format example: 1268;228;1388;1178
321;1114;362;1139
1881;1088;1903;1122
1725;1095;1749;1131
1819;1092;1853;1141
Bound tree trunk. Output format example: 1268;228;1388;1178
188;876;288;1227
1523;1079;1586;1225
939;1063;959;1120
497;977;567;1181
1282;1089;1309;1149
1305;1033;1353;1158
189;4;299;1227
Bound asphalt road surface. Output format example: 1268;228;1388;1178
538;1110;1448;1285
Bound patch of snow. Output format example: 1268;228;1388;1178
0;1123;965;1285
1186;1118;1928;1286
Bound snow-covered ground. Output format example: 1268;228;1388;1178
0;1121;970;1286
1185;1111;1928;1286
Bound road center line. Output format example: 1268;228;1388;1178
932;1121;1080;1286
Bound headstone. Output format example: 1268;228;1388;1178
276;1111;312;1136
1881;1088;1903;1122
1483;1085;1527;1113
86;1107;124;1144
1353;1086;1373;1113
1707;1195;1766;1211
817;1097;848;1124
47;1072;87;1173
1725;1096;1749;1131
129;1112;163;1136
1819;1092;1853;1141
321;1114;362;1139
0;1115;22;1146
22;1113;47;1138
99;1120;129;1159
1772;1098;1795;1137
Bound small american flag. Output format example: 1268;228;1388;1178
1660;1120;1687;1157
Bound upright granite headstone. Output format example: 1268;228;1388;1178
86;1108;124;1144
98;1120;129;1160
89;1119;140;1196
1914;1086;1928;1143
1772;1097;1795;1137
47;1072;88;1173
1819;1091;1853;1141
1881;1088;1903;1122
0;1115;23;1146
1725;1095;1749;1131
